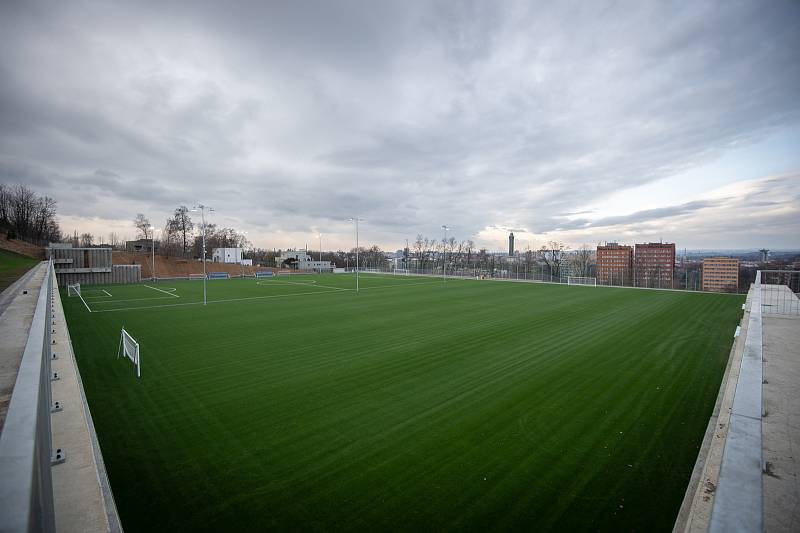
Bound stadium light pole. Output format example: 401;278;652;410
192;204;214;305
348;217;363;292
149;226;156;281
441;225;450;283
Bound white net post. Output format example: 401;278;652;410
67;283;81;297
118;328;141;378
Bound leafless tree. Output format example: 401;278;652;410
133;213;152;240
0;183;61;242
79;233;94;247
537;241;567;278
166;206;194;256
567;244;595;277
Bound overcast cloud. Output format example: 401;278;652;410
1;0;799;251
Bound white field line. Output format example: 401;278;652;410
257;279;350;291
91;295;183;304
90;279;452;313
144;284;181;298
84;289;113;299
90;288;349;313
75;291;93;313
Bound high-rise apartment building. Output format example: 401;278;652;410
634;242;676;288
701;257;739;292
596;243;633;285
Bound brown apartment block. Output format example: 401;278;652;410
596;243;633;285
701;257;739;292
634;242;676;288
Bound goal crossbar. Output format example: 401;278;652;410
567;276;597;286
117;327;141;378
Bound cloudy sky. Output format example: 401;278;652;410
1;0;799;252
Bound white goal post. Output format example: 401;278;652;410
67;283;81;297
567;276;597;286
117;328;141;378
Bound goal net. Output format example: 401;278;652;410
67;283;81;297
117;328;141;378
567;276;597;286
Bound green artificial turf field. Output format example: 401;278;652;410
0;248;38;291
61;274;744;532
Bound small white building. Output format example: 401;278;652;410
276;249;333;271
212;247;243;264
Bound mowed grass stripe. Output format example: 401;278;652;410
60;275;743;532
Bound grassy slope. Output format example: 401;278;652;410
62;276;743;532
0;248;38;291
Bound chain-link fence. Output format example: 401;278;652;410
760;270;800;316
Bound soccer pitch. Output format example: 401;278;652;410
61;274;744;532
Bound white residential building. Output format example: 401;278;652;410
212;247;243;264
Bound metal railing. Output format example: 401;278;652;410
0;261;59;532
760;269;800;316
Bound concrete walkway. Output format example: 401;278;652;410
50;276;121;532
0;263;45;430
762;314;800;532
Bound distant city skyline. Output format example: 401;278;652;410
1;1;798;252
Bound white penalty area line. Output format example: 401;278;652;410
90;288;349;313
257;279;350;291
84;289;113;299
87;278;455;314
144;284;180;298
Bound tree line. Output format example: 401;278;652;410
132;208;250;259
0;184;62;244
408;234;595;277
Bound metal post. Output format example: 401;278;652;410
192;204;213;305
151;227;155;281
442;230;446;281
348;217;363;292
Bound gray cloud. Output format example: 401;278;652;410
0;0;799;249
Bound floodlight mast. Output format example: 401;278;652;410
192;204;214;305
348;217;364;292
149;225;156;281
441;225;450;283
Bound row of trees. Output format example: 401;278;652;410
408;234;594;277
132;208;250;259
0;184;61;243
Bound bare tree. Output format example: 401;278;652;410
166;206;194;256
0;183;62;242
79;233;94;247
133;214;152;240
537;241;567;278
567;244;595;277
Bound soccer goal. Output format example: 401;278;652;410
567;276;597;286
117;328;141;378
255;271;274;278
67;283;81;297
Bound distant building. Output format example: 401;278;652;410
276;249;333;271
212;247;243;264
702;257;739;293
635;242;676;288
126;239;159;253
760;248;770;263
508;232;515;256
597;243;633;285
48;243;140;285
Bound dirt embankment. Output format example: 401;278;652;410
0;233;45;259
113;252;269;278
